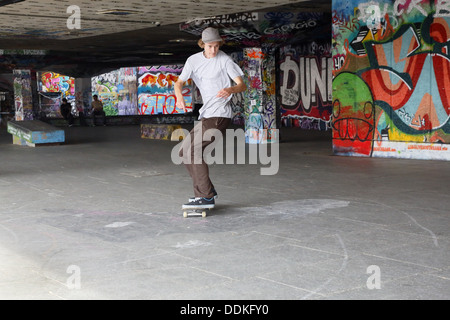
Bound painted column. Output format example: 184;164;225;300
75;77;92;116
117;67;138;115
13;69;35;121
243;47;278;144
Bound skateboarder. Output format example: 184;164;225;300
174;27;246;210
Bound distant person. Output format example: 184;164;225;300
60;98;74;127
76;103;87;126
91;94;106;126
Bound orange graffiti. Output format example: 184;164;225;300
141;74;157;86
165;74;178;87
246;49;265;59
141;73;180;87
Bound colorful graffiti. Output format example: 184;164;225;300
137;65;193;115
39;72;75;99
279;40;333;130
229;51;246;125
13;69;33;120
158;11;330;139
91;68;138;115
242;47;277;143
91;70;119;116
38;71;75;117
117;67;138;115
332;0;450;159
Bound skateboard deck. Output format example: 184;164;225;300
182;206;213;218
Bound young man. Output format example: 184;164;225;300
60;98;74;127
91;94;106;126
174;27;247;209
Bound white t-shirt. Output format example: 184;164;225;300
179;50;244;119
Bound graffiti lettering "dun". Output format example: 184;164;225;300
280;55;332;111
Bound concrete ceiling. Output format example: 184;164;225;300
0;0;331;77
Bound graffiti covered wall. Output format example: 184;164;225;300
180;11;331;135
39;72;75;99
332;0;450;160
91;68;139;116
279;41;333;130
137;65;193;115
91;70;119;116
38;72;75;117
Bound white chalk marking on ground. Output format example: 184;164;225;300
172;240;212;249
300;234;349;300
375;203;439;247
104;221;135;228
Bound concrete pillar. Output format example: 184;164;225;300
74;77;92;116
13;69;36;120
243;48;278;144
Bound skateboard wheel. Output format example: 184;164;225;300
183;211;188;218
202;211;206;218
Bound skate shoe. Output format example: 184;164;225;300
189;189;218;202
182;197;215;209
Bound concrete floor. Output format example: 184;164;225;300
0;124;449;300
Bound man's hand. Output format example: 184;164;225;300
174;78;187;112
216;76;247;99
176;99;187;113
216;88;231;99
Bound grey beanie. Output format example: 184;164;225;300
201;27;222;43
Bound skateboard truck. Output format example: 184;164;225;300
182;207;213;218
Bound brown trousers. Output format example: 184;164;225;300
179;117;231;198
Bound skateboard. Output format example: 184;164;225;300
182;206;213;218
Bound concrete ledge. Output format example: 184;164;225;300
7;120;65;147
141;124;182;140
41;114;197;127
